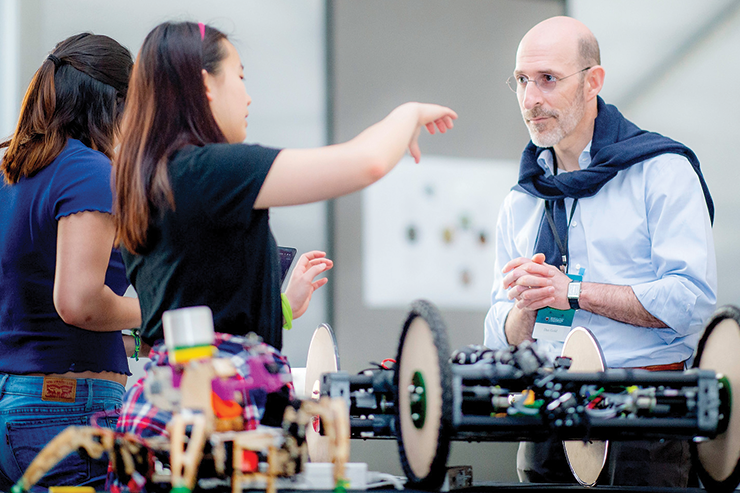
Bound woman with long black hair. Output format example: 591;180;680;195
113;20;456;444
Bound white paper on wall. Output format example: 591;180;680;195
362;155;519;310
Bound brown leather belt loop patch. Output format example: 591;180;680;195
41;377;77;403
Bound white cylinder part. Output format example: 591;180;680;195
162;306;215;351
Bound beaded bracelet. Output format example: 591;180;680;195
132;329;141;361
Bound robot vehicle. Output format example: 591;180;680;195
312;301;740;492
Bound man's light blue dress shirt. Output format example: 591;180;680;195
484;143;717;368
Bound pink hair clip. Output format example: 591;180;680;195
198;22;205;41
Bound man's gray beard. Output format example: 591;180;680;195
524;89;585;148
528;122;566;148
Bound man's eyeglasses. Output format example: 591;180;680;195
506;67;592;94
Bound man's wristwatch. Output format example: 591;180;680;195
567;281;581;310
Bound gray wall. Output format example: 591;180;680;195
2;0;740;486
329;0;564;482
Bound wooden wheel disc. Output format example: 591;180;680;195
305;323;340;462
561;326;609;487
692;306;740;493
395;300;452;490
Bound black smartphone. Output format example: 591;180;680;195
278;246;297;287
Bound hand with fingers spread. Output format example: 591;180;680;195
284;250;334;320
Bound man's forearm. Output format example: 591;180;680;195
504;306;537;346
579;282;667;328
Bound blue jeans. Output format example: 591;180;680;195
0;374;124;492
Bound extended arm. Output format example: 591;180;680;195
54;211;141;331
254;102;457;208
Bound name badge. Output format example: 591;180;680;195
532;273;582;342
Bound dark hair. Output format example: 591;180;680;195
114;21;228;253
0;33;132;184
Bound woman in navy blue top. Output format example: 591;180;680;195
0;33;140;490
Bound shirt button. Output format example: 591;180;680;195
571;221;578;228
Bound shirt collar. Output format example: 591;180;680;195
537;141;593;175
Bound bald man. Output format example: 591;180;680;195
484;17;717;486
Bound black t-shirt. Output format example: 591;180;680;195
122;143;283;349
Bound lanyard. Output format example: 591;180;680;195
543;199;578;273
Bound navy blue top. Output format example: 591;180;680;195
0;139;130;375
